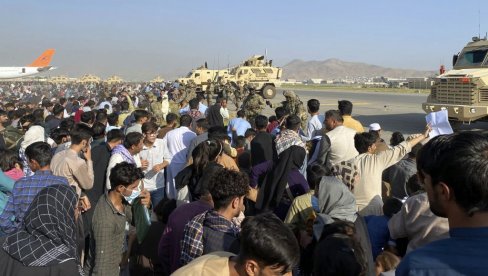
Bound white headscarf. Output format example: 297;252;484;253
21;125;45;150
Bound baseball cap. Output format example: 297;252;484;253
369;123;381;131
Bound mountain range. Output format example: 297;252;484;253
281;58;436;80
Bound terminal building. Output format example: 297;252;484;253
407;77;435;89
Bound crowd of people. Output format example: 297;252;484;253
0;81;487;276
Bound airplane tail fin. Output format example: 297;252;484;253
29;49;55;67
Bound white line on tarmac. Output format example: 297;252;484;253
320;102;369;106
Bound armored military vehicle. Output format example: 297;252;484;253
423;37;488;123
178;66;230;91
227;55;283;99
178;55;282;99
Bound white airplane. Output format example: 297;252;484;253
0;49;56;79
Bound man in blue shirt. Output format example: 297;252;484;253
227;110;252;146
179;95;208;115
0;141;69;235
396;132;488;276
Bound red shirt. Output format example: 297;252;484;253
266;121;279;133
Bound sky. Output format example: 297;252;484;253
1;0;488;80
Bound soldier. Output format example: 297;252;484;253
185;80;197;101
205;79;213;106
281;90;308;130
234;81;244;109
195;81;205;100
148;93;165;125
222;80;232;100
241;81;252;98
214;78;224;99
242;86;266;128
173;80;186;102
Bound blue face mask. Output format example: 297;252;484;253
122;186;141;204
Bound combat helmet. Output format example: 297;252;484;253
283;90;296;98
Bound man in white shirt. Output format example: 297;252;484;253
220;104;230;122
301;99;324;141
140;121;171;207
310;110;358;166
165;114;197;199
106;132;148;190
98;96;113;114
353;129;429;216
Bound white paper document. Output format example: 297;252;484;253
425;110;454;138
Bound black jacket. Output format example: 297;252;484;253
0;245;79;276
251;131;276;166
206;104;224;127
83;142;111;235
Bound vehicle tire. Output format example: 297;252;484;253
261;84;276;99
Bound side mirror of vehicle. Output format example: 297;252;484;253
452;54;458;67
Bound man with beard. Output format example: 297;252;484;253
311;110;358;168
397;132;488;275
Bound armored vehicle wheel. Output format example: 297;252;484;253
262;85;276;99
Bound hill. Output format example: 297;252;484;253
282;58;436;80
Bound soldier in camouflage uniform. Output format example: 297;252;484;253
224;80;235;101
185;80;197;101
214;79;224;99
205;79;213;106
281;90;308;130
233;81;244;109
242;81;251;97
242;86;266;128
173;80;186;102
148;93;165;125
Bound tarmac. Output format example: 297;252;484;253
260;89;488;142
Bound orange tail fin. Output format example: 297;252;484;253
29;49;55;67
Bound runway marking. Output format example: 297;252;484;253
320;102;369;106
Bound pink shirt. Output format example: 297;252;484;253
4;168;25;181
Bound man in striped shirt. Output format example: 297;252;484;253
0;142;69;236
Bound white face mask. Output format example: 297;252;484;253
122;185;141;204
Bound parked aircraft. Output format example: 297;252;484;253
0;49;56;79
